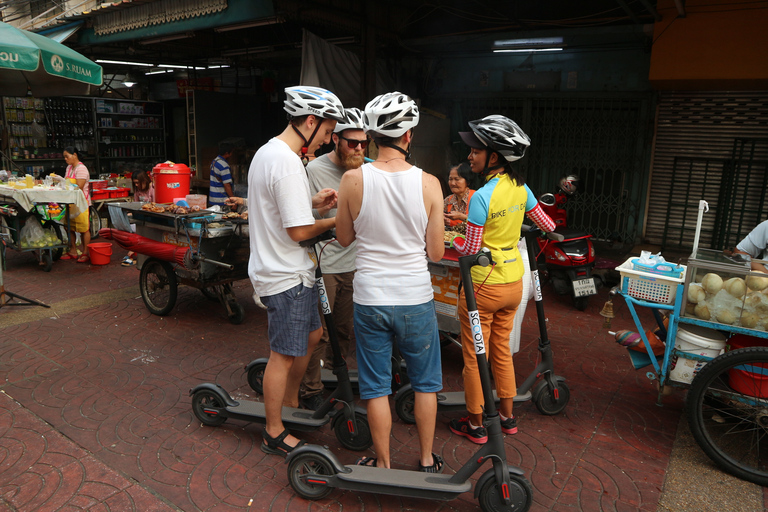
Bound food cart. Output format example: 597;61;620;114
612;201;768;486
0;183;87;271
105;203;250;324
429;246;463;347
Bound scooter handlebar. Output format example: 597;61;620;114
521;224;564;242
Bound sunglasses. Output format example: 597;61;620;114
338;134;369;150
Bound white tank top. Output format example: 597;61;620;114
352;163;433;306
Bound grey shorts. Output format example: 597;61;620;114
261;283;322;357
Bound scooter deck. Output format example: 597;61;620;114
226;400;330;431
334;466;471;499
436;390;532;407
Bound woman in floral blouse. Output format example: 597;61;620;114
443;162;475;234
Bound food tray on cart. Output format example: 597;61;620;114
116;202;217;231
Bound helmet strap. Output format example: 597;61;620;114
479;151;505;178
380;141;411;161
291;117;324;165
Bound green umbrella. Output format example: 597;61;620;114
0;21;103;97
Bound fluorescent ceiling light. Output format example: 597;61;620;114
97;59;154;67
140;32;194;45
145;69;171;75
494;37;563;47
207;65;230;69
158;64;205;70
221;46;272;57
494;48;564;53
214;16;283;32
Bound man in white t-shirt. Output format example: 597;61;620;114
735;219;768;271
247;86;344;457
299;108;367;410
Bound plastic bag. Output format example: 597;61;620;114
19;216;45;249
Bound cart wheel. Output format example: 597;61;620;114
191;389;227;427
139;258;177;316
477;469;532;512
89;206;101;239
287;452;335;500
43;220;64;261
40;250;53;272
332;411;373;451
573;295;589;311
395;388;416;424
686;347;768;487
228;300;245;325
247;361;267;395
532;378;570;416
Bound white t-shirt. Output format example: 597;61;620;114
247;138;316;297
737;219;768;270
352;163;433;306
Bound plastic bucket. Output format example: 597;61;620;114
87;242;112;265
727;334;768;398
669;324;727;384
152;162;191;204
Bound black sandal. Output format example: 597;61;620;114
261;428;305;457
356;456;378;467
418;453;444;473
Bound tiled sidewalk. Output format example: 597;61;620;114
0;246;763;511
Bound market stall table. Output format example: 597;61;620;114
0;184;88;271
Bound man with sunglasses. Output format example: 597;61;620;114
299;107;369;410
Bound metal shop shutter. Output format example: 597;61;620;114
646;91;768;251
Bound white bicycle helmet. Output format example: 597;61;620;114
334;107;365;133
363;92;419;138
466;115;531;162
284;86;345;122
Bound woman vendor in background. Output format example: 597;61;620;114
58;146;91;263
122;169;154;267
444;162;475;234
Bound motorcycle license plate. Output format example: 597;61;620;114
573;278;597;297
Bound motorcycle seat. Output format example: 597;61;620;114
553;226;590;241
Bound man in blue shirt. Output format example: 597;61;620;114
209;140;234;206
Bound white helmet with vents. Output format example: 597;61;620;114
363;92;419;137
466;115;531;162
284;86;345;122
334;107;365;133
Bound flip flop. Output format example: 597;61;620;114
76;255;90;264
418;453;444;473
60;253;77;260
260;428;305;457
355;456;378;467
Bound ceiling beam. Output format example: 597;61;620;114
614;0;640;24
637;0;663;21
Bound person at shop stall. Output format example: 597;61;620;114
208;140;235;207
443;162;475;234
335;92;445;472
734;219;768;272
449;115;555;443
58;146;91;263
121;169;154;267
299;107;367;411
247;86;344;457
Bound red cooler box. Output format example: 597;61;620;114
151;162;191;204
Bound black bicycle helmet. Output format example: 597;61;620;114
465;114;530;162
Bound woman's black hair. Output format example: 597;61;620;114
449;162;482;190
63;146;80;158
131;169;152;192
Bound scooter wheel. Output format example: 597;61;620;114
332;412;373;451
287;452;335;500
395;388;416;424
191;389;227;427
247;361;267;395
532;378;570;416
478;471;532;512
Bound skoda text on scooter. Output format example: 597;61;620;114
285;248;533;511
536;175;596;311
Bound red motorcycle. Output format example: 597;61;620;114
536;175;596;311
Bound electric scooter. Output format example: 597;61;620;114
189;245;372;452
536;177;597;311
285;248;533;511
393;225;570;423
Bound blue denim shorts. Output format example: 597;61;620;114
353;301;442;399
261;283;322;357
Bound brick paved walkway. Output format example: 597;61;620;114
0;245;764;511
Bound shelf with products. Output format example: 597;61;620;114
2;96;48;159
44;97;95;155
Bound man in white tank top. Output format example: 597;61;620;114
336;92;446;472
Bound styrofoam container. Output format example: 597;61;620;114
669;324;727;384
